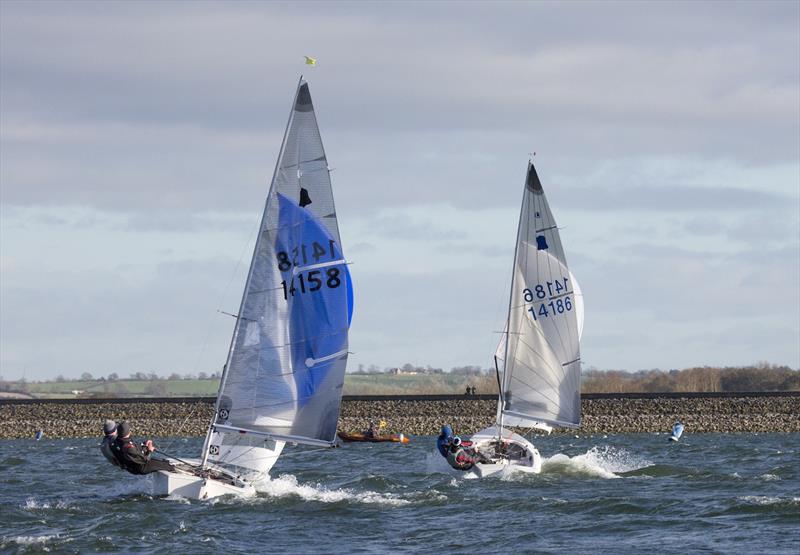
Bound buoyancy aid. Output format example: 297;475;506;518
112;436;150;475
446;447;475;471
100;436;122;467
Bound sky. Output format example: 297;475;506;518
1;0;798;380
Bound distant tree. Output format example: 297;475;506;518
210;371;221;379
147;372;160;381
107;372;119;381
198;371;208;380
451;365;482;376
168;373;182;380
55;374;66;383
642;370;673;392
80;372;93;381
675;367;720;392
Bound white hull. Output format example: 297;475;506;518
471;458;542;478
468;425;543;478
152;467;256;500
151;456;275;500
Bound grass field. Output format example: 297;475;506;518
4;373;498;398
12;379;218;398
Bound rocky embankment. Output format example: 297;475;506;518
0;395;798;439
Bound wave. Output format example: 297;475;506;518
737;495;800;507
0;534;71;549
425;446;652;480
23;497;70;510
541;446;652;479
249;474;412;506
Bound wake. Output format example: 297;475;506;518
540;446;652;479
249;474;413;506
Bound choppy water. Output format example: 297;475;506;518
1;433;798;553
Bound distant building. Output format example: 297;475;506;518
388;367;419;375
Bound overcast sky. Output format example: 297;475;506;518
1;0;798;380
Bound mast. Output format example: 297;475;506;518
201;76;305;469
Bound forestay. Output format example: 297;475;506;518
500;163;581;429
204;79;353;478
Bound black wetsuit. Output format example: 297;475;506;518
100;435;122;468
112;436;175;475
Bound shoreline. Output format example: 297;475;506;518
0;394;797;439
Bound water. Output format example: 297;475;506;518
1;433;798;553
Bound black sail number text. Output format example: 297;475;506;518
276;240;337;272
522;277;574;321
281;268;342;300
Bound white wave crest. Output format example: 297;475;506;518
23;497;70;510
738;495;800;506
758;473;780;481
542;446;651;479
164;494;192;504
1;534;71;549
4;535;56;545
252;474;410;506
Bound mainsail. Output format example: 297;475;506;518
202;78;352;478
499;162;581;429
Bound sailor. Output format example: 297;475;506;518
111;421;175;475
446;437;483;471
364;421;380;438
437;425;454;457
100;419;122;468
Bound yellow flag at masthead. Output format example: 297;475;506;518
304;56;317;66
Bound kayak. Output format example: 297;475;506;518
337;431;410;443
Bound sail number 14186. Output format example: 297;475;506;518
523;277;573;321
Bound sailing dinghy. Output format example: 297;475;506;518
467;161;583;478
153;77;353;499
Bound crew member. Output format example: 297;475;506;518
364;421;380;438
100;419;122;468
437;425;454;457
446;437;484;471
112;421;175;475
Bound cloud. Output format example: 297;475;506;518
1;1;798;377
565;185;795;212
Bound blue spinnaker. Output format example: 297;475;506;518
276;193;352;407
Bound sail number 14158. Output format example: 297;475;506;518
276;239;343;300
523;277;573;321
281;268;341;299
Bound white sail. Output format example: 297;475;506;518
203;78;353;478
495;268;584;363
500;162;581;429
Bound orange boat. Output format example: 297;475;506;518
337;431;410;443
